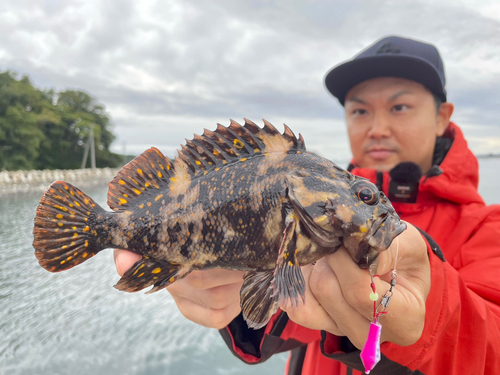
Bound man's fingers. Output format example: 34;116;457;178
281;264;344;335
171;294;242;329
114;249;142;276
168;280;243;310
182;269;245;290
309;257;372;348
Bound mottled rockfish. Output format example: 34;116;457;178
33;119;406;329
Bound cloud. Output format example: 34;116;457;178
0;0;499;159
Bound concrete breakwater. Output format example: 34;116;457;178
0;168;120;195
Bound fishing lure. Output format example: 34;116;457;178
360;239;399;374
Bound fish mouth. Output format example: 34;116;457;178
353;213;407;270
368;214;407;252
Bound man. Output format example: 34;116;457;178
115;36;500;374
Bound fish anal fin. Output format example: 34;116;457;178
114;258;189;293
108;147;174;212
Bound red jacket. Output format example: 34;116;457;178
219;122;500;374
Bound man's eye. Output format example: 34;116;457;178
352;109;367;115
392;104;409;112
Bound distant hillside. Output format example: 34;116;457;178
476;153;500;159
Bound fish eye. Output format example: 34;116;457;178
352;181;379;205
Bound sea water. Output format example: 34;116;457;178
0;158;498;374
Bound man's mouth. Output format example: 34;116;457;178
366;148;395;160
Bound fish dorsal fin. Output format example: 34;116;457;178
178;119;307;174
108;147;174;212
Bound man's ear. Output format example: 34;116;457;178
436;102;454;136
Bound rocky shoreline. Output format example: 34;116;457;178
0;168;120;195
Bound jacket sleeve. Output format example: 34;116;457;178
219;309;321;364
322;212;500;374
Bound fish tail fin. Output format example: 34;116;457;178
33;181;107;272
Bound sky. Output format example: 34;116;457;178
1;0;499;162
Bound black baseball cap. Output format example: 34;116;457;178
324;35;447;105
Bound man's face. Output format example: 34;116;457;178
344;77;450;173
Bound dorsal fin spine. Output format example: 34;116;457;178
262;119;281;136
191;137;226;164
184;139;212;169
202;129;236;159
212;127;241;158
177;147;197;174
230;120;266;151
223;125;253;155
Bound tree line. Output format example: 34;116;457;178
0;71;123;171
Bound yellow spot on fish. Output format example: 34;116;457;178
240;158;247;162
288;261;293;266
254;148;260;153
67;256;72;261
133;188;141;195
213;150;219;155
60;260;66;265
360;224;368;233
147;202;152;207
62;245;68;249
222;160;227;164
73;233;78;237
152;268;161;274
139;204;144;209
155;194;163;201
138;264;145;270
123;194;128;198
234;139;244;149
137;169;143;175
138;273;144;278
119;180;126;185
69;203;73;207
56;214;63;219
195;161;201;165
158;171;163;178
58;222;63;227
83;252;88;258
119;198;127;204
72;226;77;230
215;167;220;171
169;277;175;283
83;226;89;232
70;190;74;196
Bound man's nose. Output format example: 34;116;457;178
367;112;391;139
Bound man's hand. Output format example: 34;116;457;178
114;250;244;329
281;222;430;349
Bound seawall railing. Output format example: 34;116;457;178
0;168;120;195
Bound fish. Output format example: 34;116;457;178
33;119;406;329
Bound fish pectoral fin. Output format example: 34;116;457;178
273;236;306;309
114;258;189;293
240;219;306;330
240;270;280;330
